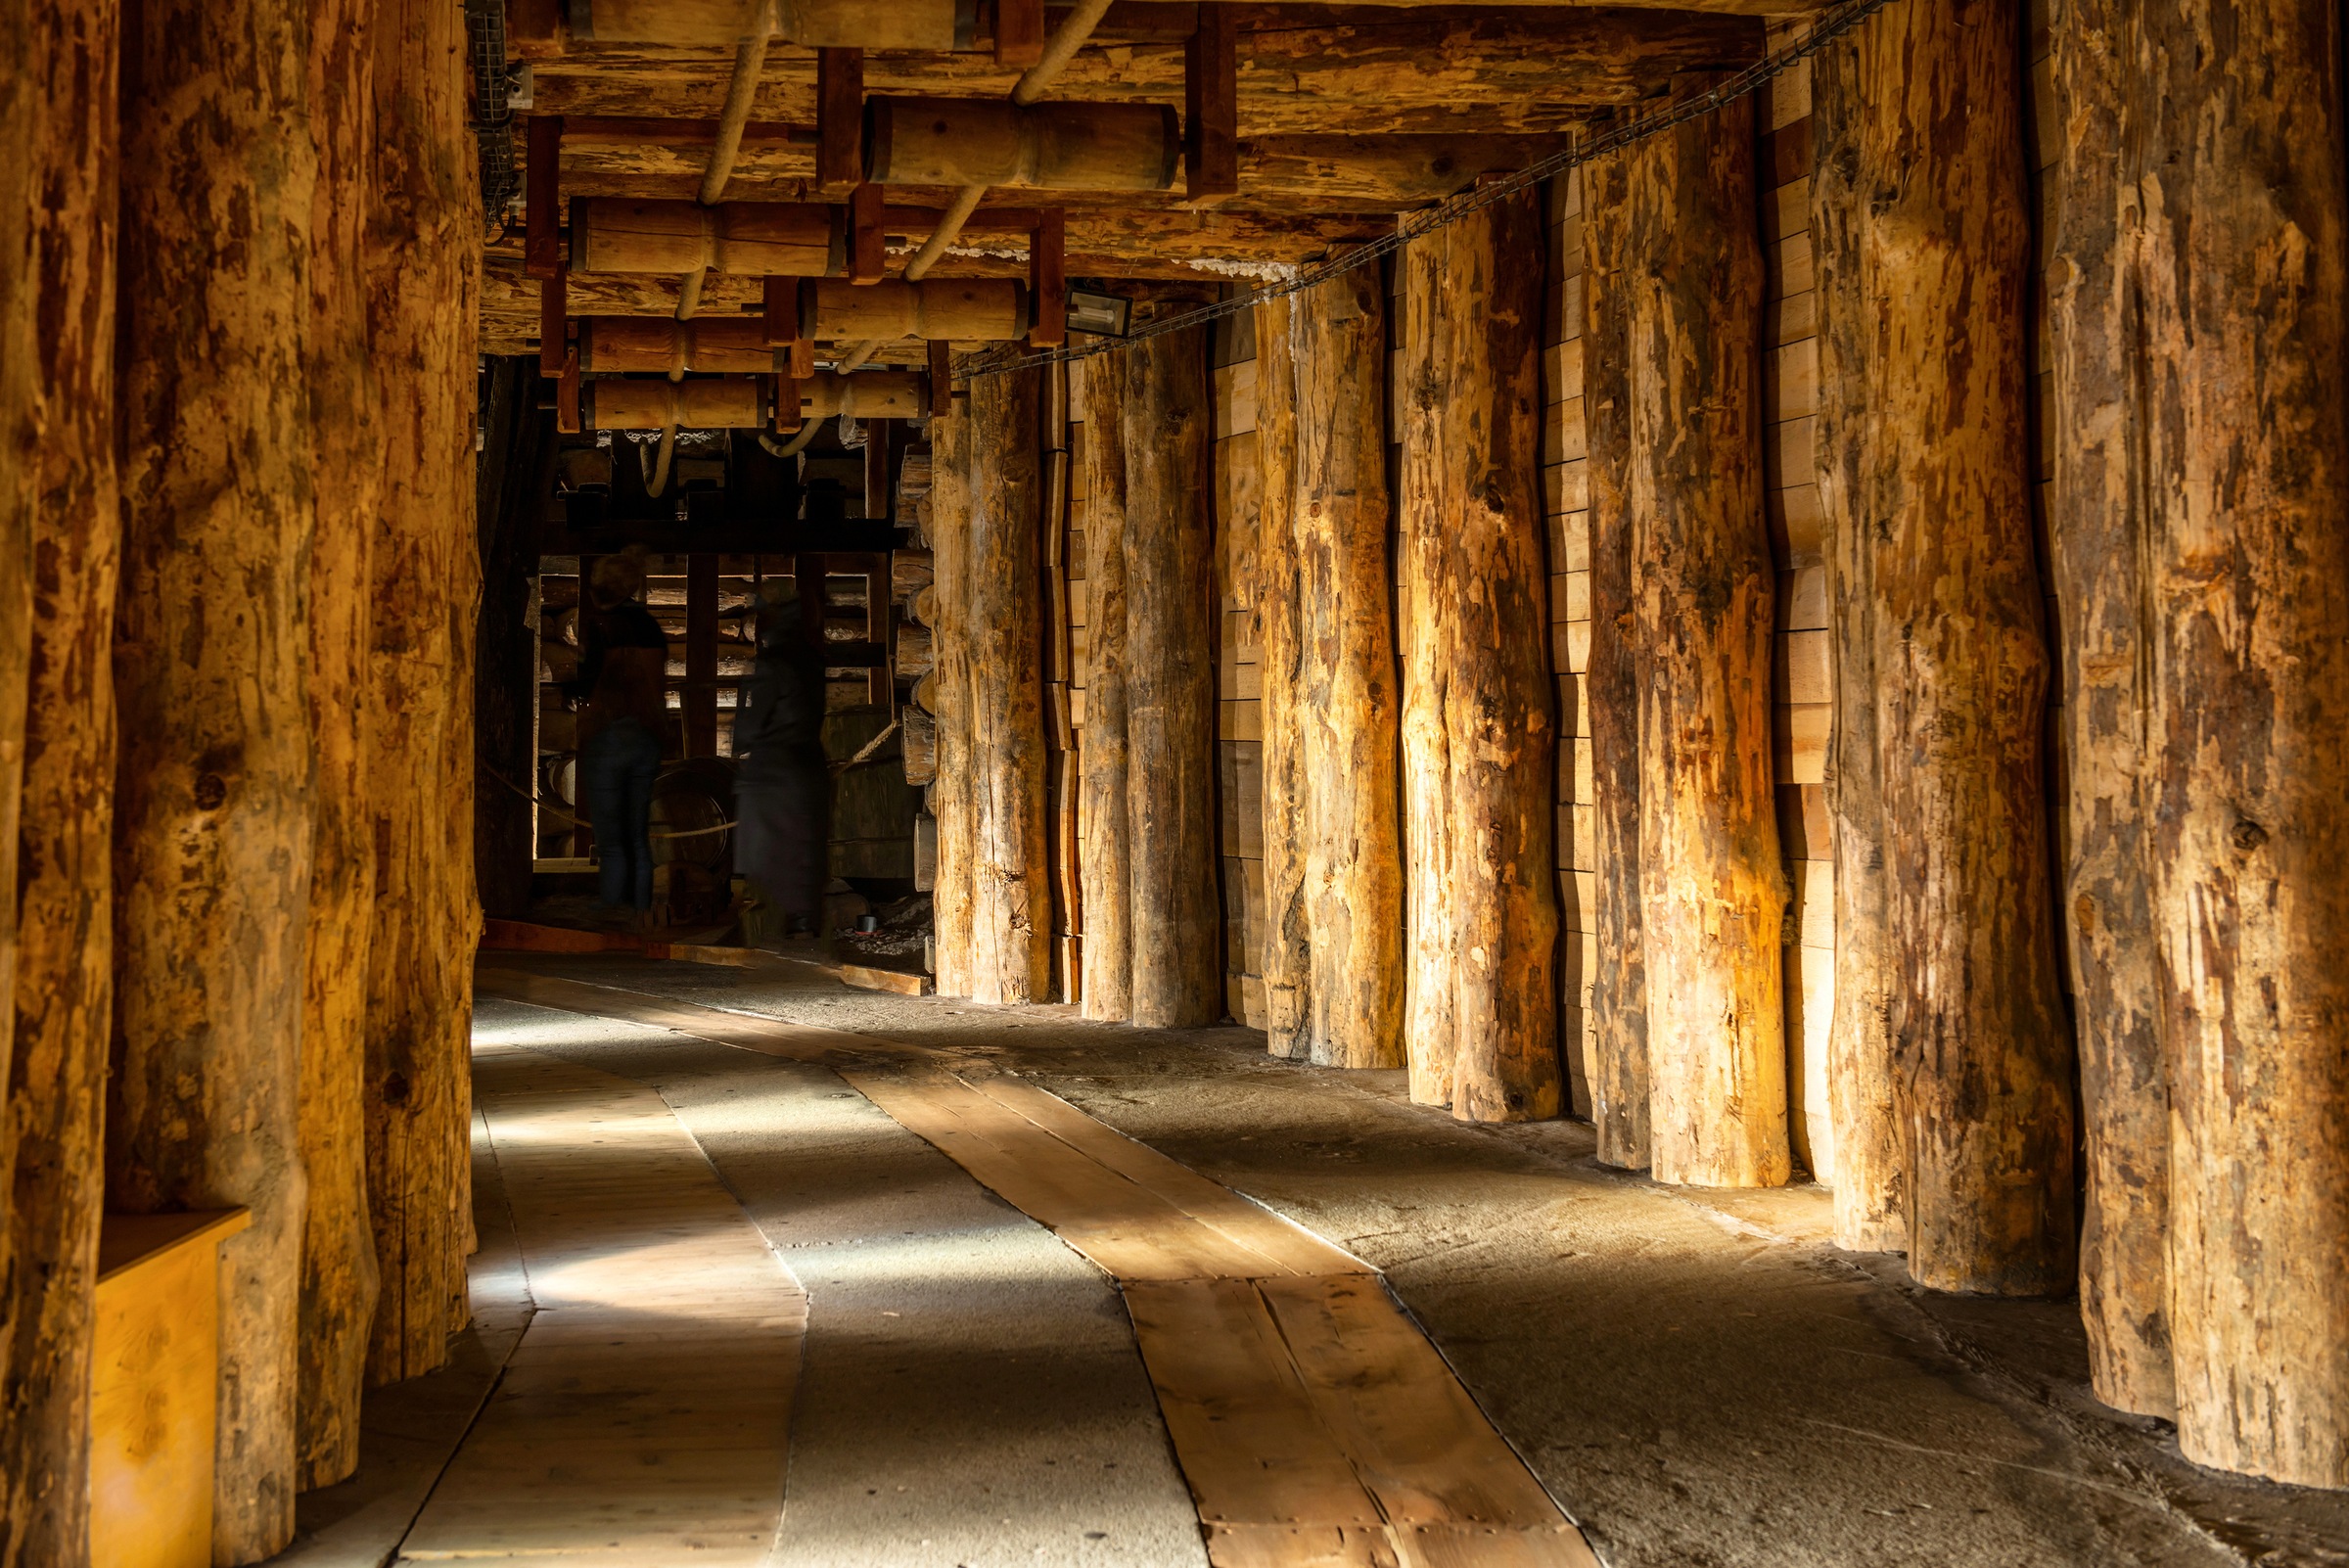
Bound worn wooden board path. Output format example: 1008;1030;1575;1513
474;965;1597;1568
397;1038;806;1564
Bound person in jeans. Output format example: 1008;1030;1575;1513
733;581;830;939
575;551;669;925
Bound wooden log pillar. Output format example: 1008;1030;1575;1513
111;0;316;1552
930;398;976;998
2046;0;2170;1423
1254;296;1310;1054
298;0;382;1489
1119;327;1222;1030
1580;148;1651;1172
1260;275;1405;1067
962;369;1052;1005
0;0;121;1553
2071;0;2349;1487
1815;0;2073;1292
363;0;482;1385
1398;190;1562;1122
1076;354;1134;1022
1610;86;1789;1187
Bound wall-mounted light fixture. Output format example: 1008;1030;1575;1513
1066;288;1133;338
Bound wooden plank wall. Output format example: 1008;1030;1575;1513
1543;172;1596;1121
1758;36;1836;1177
1213;310;1266;1027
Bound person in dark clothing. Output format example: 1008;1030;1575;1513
574;551;670;922
733;582;831;938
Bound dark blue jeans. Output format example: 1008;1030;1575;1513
584;718;662;910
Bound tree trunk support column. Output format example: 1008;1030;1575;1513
1076;354;1133;1022
1815;0;2074;1293
1611;81;1789;1188
1119;328;1221;1030
363;0;483;1388
111;0;318;1554
1398;190;1562;1123
963;368;1052;1005
1261;276;1405;1068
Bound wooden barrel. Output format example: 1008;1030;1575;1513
538;0;968;50
583;377;770;431
795;371;927;421
571;197;843;276
866;98;1181;192
802;278;1027;343
581;316;779;375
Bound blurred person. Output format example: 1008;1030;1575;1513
734;580;830;939
574;548;668;926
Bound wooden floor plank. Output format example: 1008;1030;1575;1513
1258;1275;1583;1541
399;1048;804;1564
1123;1279;1385;1530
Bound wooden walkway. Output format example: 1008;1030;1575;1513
397;1042;805;1564
474;966;1596;1568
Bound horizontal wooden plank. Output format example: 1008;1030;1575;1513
1215;358;1261;437
1776;565;1827;630
1774;627;1829;705
1776;782;1830;861
1221;699;1264;742
1788;857;1833;949
1543;393;1588;465
1773;702;1830;785
1551;618;1590;676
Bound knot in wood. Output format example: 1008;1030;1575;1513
2230;818;2270;853
193;772;228;810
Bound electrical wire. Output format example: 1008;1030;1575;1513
956;0;1895;383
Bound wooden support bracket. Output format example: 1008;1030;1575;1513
1029;208;1067;347
762;275;815;377
928;339;952;416
557;347;581;434
772;371;804;435
528;115;565;278
850;182;887;285
816;47;864;198
995;0;1043;67
538;267;570;378
1185;8;1238;201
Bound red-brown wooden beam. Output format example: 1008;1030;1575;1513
527;115;565;277
1185;7;1238;200
864;419;893;525
538;268;569;378
772;370;805;434
851;182;887;285
996;0;1043;67
1029;208;1067;346
929;340;952;416
816;48;863;199
762;275;815;377
557;347;581;434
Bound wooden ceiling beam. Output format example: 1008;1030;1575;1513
521;8;1763;132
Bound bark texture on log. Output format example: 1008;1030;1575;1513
930;399;976;999
0;0;120;1554
1076;355;1134;1022
1397;192;1562;1122
962;370;1052;1005
298;0;382;1488
2137;0;2349;1488
1286;273;1404;1069
1118;328;1222;1030
1580;149;1651;1171
111;0;316;1551
2046;0;2171;1422
1815;0;2073;1294
1615;88;1787;1188
1254;295;1311;1055
363;0;482;1385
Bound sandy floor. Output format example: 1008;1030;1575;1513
283;954;2349;1567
